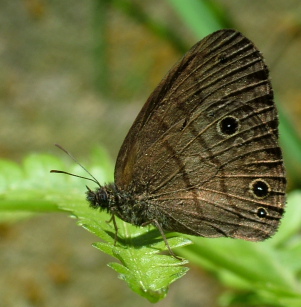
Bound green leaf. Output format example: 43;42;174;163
58;195;191;303
0;148;191;302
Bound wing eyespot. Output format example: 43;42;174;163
256;207;268;218
249;179;270;199
217;116;240;136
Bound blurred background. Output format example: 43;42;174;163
1;0;301;306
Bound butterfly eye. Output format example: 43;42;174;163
217;116;240;136
250;179;270;199
256;207;268;218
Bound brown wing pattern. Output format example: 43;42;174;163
114;29;286;240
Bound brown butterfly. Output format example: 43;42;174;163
53;29;286;256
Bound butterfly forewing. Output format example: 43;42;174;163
114;29;286;241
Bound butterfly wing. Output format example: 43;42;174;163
114;29;286;241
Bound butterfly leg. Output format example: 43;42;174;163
143;219;182;260
107;214;119;245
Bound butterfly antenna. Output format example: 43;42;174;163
50;144;101;188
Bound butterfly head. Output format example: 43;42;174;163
86;185;108;210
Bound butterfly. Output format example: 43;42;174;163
53;29;286;257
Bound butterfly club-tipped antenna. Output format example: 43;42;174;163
50;144;101;188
